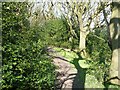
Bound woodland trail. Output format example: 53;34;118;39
53;57;79;89
47;47;78;89
47;47;104;89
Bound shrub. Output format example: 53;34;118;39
2;2;56;90
86;27;112;82
42;19;71;48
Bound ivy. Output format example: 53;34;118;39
2;2;56;90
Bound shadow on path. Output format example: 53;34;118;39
48;47;88;89
70;52;87;90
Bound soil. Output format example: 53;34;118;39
47;47;82;89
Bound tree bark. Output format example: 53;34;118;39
109;1;120;85
78;12;87;57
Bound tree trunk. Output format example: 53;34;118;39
79;31;86;51
78;13;87;58
109;1;120;85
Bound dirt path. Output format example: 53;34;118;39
47;47;104;89
53;57;77;89
47;47;86;89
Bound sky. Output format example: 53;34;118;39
30;0;111;29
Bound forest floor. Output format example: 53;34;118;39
47;46;106;89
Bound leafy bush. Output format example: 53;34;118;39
2;2;56;90
86;27;112;82
41;19;71;48
33;18;79;49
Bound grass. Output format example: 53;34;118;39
53;47;90;68
52;47;120;89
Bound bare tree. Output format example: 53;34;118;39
57;1;103;57
29;0;56;26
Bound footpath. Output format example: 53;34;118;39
47;47;104;89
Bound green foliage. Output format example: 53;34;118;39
2;2;56;90
86;27;112;82
34;17;79;49
41;19;71;48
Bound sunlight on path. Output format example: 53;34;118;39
53;58;104;89
48;47;104;89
